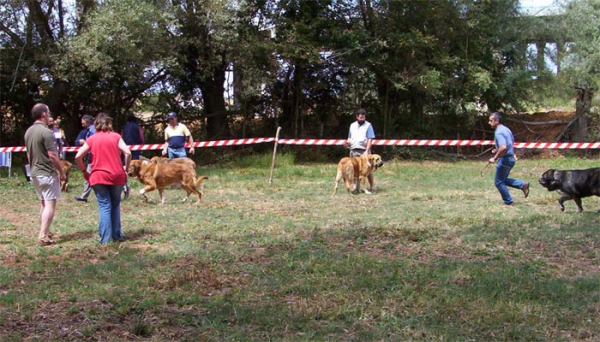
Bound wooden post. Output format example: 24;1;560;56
269;127;282;186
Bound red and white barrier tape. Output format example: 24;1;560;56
2;138;600;153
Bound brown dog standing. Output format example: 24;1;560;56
128;159;207;204
332;154;383;196
59;160;72;192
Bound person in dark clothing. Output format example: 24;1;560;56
120;114;145;160
75;129;88;147
74;115;96;203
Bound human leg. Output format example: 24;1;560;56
109;185;125;240
92;184;113;244
75;164;92;202
494;157;515;205
39;199;57;240
505;177;526;190
502;156;527;197
171;148;187;159
81;164;93;199
367;173;374;193
32;174;61;243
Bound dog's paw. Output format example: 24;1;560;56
364;189;372;195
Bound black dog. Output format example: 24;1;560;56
539;168;600;212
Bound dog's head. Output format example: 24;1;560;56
60;160;72;174
368;154;384;170
128;160;145;178
539;169;560;191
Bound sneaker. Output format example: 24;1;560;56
122;184;130;200
37;238;56;246
47;232;59;239
522;182;530;198
74;196;88;202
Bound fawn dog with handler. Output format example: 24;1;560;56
332;154;384;195
149;156;196;170
128;159;207;204
59;160;72;192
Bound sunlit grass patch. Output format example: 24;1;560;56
0;156;598;340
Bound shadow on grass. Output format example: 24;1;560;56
58;229;152;244
58;231;94;243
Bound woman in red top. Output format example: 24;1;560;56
75;114;132;244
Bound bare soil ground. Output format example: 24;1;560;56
510;111;575;142
509;111;576;158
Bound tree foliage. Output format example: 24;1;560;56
0;0;584;151
558;0;600;141
54;0;175;128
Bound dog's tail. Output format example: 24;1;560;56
195;175;209;187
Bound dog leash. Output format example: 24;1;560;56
480;162;492;177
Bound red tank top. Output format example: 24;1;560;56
87;132;127;186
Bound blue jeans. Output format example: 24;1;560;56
168;147;187;159
494;156;525;205
92;184;125;244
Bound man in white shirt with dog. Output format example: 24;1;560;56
343;108;376;192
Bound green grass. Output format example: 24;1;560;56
0;155;599;341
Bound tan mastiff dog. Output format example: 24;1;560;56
332;154;384;195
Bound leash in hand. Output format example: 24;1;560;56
480;162;492;177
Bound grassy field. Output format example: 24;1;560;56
0;154;599;341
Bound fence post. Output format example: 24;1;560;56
269;127;282;186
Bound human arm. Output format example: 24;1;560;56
343;130;351;149
362;124;375;155
489;129;508;163
162;140;169;156
187;134;195;155
363;139;373;156
57;138;63;159
138;126;145;144
48;150;65;180
118;138;132;172
489;145;507;163
75;143;91;181
162;130;169;156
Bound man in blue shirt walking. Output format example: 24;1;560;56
488;112;529;205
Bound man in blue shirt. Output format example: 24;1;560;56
488;112;529;205
74;114;96;202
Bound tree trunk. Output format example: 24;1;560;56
200;68;232;140
536;41;546;75
574;86;593;142
293;65;302;138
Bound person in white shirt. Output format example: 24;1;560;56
343;108;376;192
